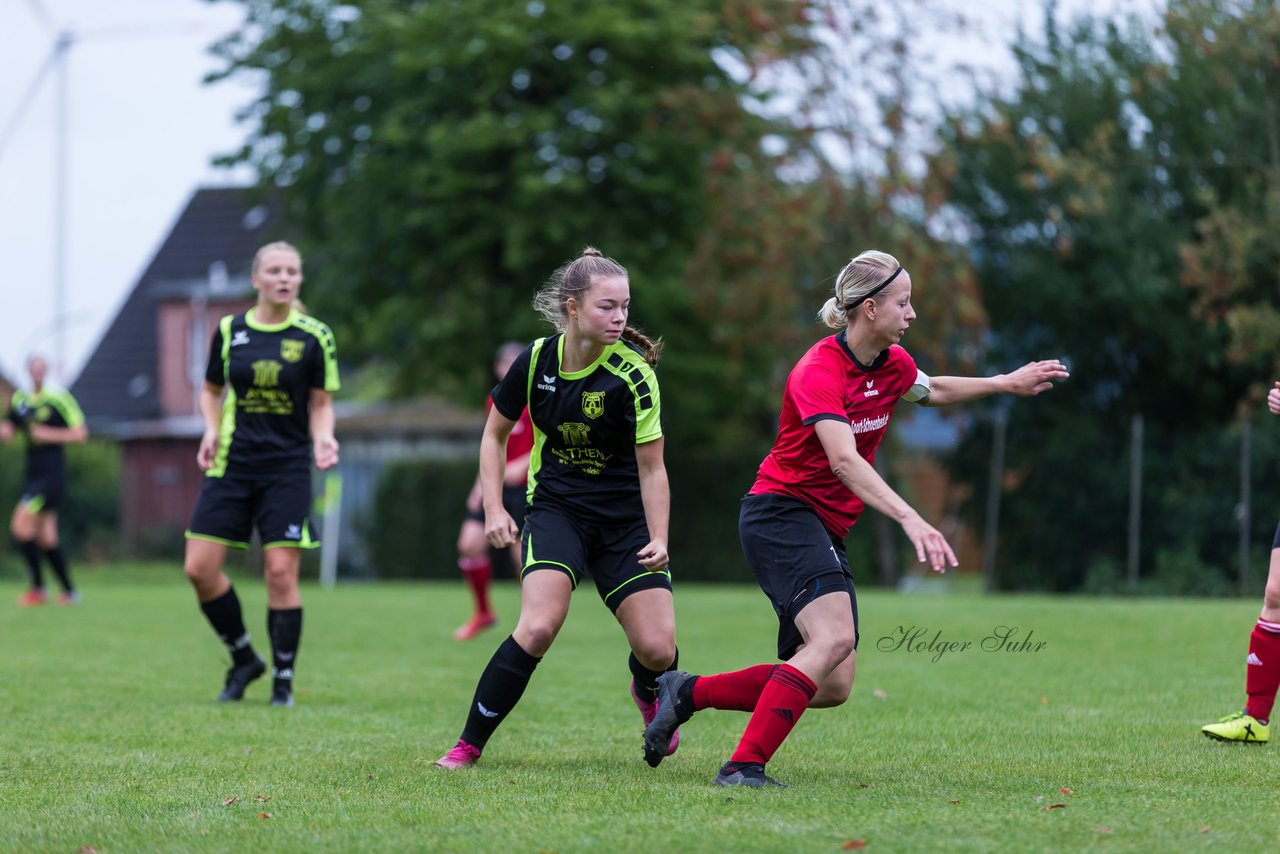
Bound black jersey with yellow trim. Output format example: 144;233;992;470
491;333;662;526
7;385;85;480
204;307;340;475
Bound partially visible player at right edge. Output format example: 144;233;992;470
1201;380;1280;744
643;249;1068;787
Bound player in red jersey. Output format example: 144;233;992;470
643;249;1068;787
452;342;534;640
1200;380;1280;744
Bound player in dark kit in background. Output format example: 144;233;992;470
435;247;679;769
642;250;1068;787
452;342;534;641
1200;379;1280;744
182;241;340;707
1;355;88;606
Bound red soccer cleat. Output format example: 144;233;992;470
452;612;497;641
16;589;48;607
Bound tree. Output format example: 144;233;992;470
930;1;1280;589
208;0;824;438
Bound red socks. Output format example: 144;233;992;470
459;556;493;615
1245;618;1280;723
692;664;777;712
729;663;817;766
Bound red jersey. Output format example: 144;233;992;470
751;334;919;538
488;397;534;484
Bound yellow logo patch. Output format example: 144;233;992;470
252;359;283;387
581;391;605;419
280;339;305;363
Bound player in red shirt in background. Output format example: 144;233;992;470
643;249;1068;787
453;342;534;640
1200;379;1280;744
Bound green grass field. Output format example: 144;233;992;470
1;567;1277;852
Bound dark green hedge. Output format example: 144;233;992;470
364;447;878;583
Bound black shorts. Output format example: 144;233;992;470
520;504;671;613
186;468;318;550
19;473;65;513
739;492;859;660
465;484;528;529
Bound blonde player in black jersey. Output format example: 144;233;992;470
435;247;680;769
1;355;88;606
182;241;340;707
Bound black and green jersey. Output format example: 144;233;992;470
7;385;84;481
492;333;662;525
204;307;340;475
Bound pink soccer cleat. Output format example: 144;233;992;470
452;612;497;641
17;588;48;607
434;740;481;769
631;680;680;758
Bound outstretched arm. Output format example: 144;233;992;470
813;419;956;573
923;359;1069;407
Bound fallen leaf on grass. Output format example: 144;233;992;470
257;813;272;820
77;847;99;854
948;800;960;805
1059;787;1073;795
842;840;867;850
1040;697;1048;704
872;689;887;700
1095;827;1113;834
1035;796;1044;803
1042;803;1067;811
855;783;869;790
222;797;240;806
1201;827;1210;834
255;796;272;802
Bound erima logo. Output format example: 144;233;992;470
864;379;880;398
1248;653;1264;666
230;330;250;347
477;702;499;718
285;524;302;540
274;668;294;680
278;651;295;663
537;373;557;392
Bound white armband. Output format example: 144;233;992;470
902;369;932;403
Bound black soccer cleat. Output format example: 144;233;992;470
643;669;697;768
712;762;788;789
217;656;266;702
270;683;294;708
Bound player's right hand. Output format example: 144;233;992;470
1268;381;1280;415
196;431;219;470
485;509;519;549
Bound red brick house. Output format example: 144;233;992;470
71;187;272;549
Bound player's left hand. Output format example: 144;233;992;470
637;539;669;572
1003;359;1070;396
314;435;340;470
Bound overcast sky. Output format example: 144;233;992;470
0;0;1160;388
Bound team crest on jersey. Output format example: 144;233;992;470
581;391;605;419
280;339;305;363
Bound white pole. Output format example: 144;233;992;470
319;471;342;588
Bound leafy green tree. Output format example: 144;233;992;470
209;0;829;443
926;4;1280;589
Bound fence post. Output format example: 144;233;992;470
981;404;1008;592
1127;413;1143;591
1239;415;1252;595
